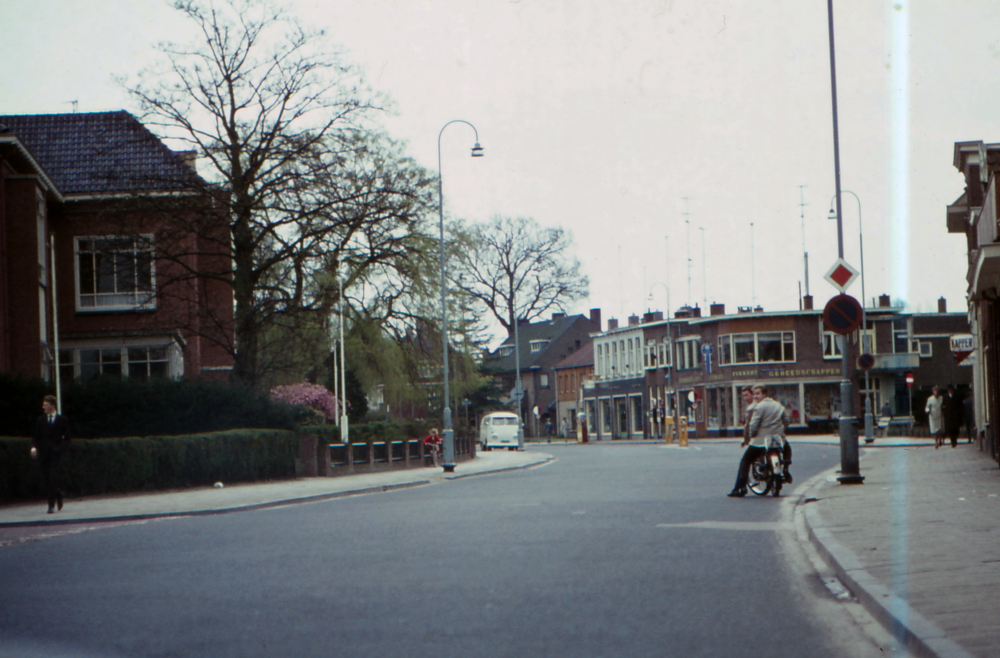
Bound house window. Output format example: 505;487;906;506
758;332;783;362
540;373;549;388
912;340;932;358
658;343;666;367
677;339;701;370
823;332;843;359
497;345;515;357
80;348;122;379
529;340;548;353
128;346;170;379
76;235;155;311
62;345;175;380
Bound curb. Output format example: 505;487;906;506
0;480;433;529
799;472;976;658
444;455;555;479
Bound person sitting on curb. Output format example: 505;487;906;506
728;384;791;498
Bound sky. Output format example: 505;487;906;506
3;0;998;340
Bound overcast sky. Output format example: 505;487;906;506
3;0;998;337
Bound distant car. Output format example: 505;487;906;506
480;412;521;451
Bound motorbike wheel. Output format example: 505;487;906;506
748;456;770;496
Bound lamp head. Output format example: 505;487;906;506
471;142;484;157
828;207;837;220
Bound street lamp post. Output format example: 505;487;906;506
437;120;484;472
826;0;863;484
829;190;873;443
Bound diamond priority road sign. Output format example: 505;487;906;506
824;258;859;293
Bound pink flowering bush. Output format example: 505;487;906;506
269;382;339;421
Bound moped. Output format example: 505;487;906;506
748;436;785;497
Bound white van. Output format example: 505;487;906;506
480;412;522;451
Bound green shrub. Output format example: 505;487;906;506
0;429;297;502
0;374;299;438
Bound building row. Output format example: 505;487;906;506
486;299;971;440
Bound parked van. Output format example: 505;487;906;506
480;412;521;451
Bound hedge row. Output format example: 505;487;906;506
0;429;297;503
0;374;300;438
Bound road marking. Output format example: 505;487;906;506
571;511;586;515
655;521;791;531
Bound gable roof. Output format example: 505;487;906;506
553;341;593;370
485;314;593;372
0;111;201;196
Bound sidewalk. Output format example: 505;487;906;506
0;449;554;527
800;440;999;658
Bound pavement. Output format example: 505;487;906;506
0;448;554;527
1;434;996;658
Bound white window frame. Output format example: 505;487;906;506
75;235;156;312
912;339;932;358
823;332;843;359
529;339;548;353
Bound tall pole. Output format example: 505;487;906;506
339;273;348;444
514;309;524;449
700;227;707;308
799;185;810;297
50;235;61;412
437;119;483;472
750;222;756;306
827;0;863;484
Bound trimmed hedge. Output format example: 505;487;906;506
0;375;299;438
0;429;297;502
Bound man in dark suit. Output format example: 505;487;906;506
31;395;71;513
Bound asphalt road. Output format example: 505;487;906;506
0;442;896;657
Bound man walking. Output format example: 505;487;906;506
31;395;71;514
942;385;964;449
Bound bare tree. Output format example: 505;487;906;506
125;0;435;385
452;216;589;337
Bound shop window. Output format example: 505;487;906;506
733;334;755;363
718;335;732;365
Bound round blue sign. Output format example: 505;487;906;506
823;294;862;335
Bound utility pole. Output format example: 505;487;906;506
799;185;810;297
682;197;692;307
750;222;756;306
700;227;707;308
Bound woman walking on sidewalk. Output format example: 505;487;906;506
925;386;944;449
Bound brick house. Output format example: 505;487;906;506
552;340;593;438
0;111;233;382
484;310;601;437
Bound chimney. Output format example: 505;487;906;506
802;295;813;310
643;311;664;323
552;312;566;321
710;303;725;316
590;308;602;330
628;314;640;326
607;318;619;330
737;306;752;314
753;306;764;313
938;297;947;314
175;150;198;171
879;294;891;308
692;305;701;318
675;305;693;318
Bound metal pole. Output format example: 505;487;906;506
514;311;524;449
750;222;756;306
827;0;863;484
339;274;349;444
50;235;61;412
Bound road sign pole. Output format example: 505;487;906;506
838;336;863;483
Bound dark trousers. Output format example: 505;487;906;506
39;451;62;508
946;424;960;447
733;445;766;490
